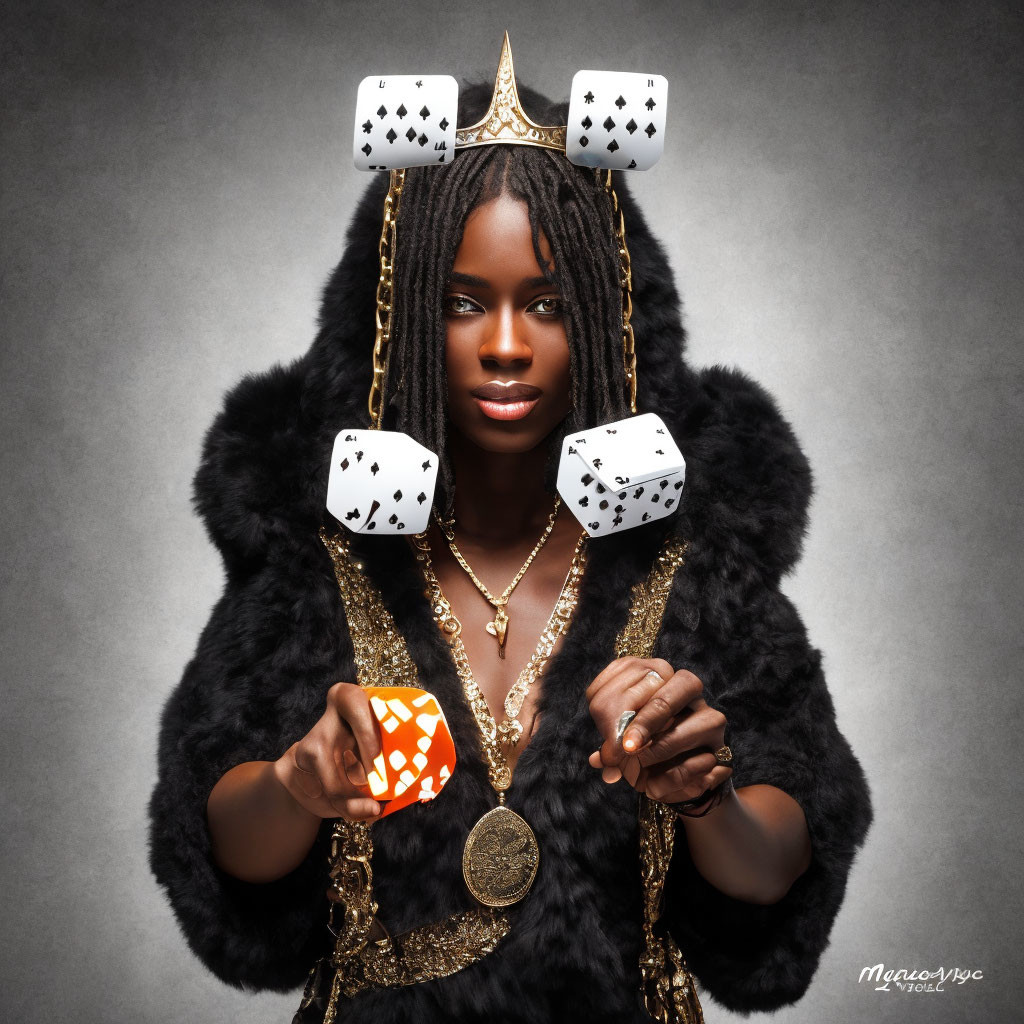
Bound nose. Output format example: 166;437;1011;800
478;304;532;367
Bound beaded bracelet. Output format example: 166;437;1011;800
668;776;736;818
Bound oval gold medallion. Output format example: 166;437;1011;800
462;805;540;907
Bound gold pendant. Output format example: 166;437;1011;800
496;717;524;748
462;805;540;907
484;606;509;659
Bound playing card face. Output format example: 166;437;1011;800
556;413;685;537
353;75;458;171
565;70;668;171
326;429;439;535
363;686;456;818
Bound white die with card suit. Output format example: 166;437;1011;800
556;413;685;537
565;71;668;171
326;430;439;535
353;75;459;171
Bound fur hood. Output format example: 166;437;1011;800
193;163;809;585
148;157;872;1021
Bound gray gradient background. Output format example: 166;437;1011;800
2;1;1021;1022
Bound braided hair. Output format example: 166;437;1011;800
382;82;631;515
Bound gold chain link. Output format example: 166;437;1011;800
369;169;634;422
368;168;407;428
603;169;638;415
435;497;562;611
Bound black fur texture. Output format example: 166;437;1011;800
148;116;873;1020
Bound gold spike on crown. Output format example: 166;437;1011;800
455;32;566;152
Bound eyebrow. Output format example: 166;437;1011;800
449;272;555;290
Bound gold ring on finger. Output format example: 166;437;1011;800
714;745;733;766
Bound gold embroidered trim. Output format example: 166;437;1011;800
311;526;511;1011
320;527;421;689
614;538;704;1024
614;540;686;661
307;527;700;1023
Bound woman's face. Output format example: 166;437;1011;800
444;192;572;455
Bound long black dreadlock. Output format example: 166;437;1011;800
380;82;632;516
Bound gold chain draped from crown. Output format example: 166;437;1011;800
366;35;639;428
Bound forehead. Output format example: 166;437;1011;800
452;193;554;276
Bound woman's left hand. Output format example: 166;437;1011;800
585;656;733;803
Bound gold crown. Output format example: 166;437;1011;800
455;33;566;153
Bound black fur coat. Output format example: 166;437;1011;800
147;170;873;1022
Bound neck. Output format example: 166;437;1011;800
447;429;556;542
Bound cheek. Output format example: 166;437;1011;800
550;333;572;409
443;324;475;383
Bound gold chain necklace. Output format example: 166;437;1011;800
412;529;587;907
434;496;562;659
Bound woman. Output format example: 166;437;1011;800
148;78;873;1022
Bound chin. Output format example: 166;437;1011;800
449;411;567;457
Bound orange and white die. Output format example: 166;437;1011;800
362;686;456;818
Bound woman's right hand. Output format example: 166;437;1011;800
273;682;383;822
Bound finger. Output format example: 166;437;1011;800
281;742;381;821
337;796;383;822
340;748;371;792
621;670;705;753
319;747;376;819
644;763;733;804
594;669;673;767
330;685;383;777
643;747;719;780
633;705;728;768
291;747;326;800
586;656;673;702
621;755;647;789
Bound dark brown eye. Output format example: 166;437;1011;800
530;297;562;315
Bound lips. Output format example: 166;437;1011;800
470;381;543;402
470;381;543;422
